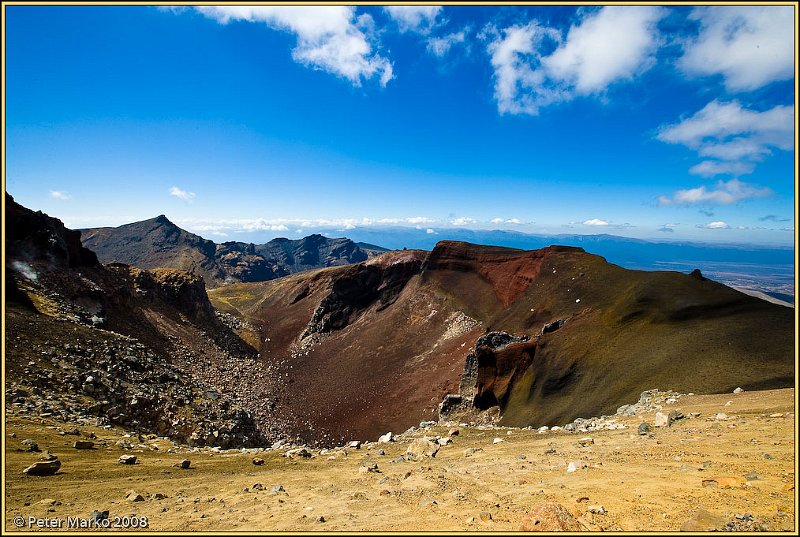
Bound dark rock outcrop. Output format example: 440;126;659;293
6;193;98;268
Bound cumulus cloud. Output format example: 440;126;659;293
49;190;71;200
450;217;477;226
426;228;436;234
490;217;522;225
583;218;609;226
688;160;755;178
658;178;771;206
696;221;730;229
657;100;793;160
384;6;442;34
486;6;665;115
657;100;793;182
169;186;196;203
679;6;794;92
427;30;467;57
195;6;393;86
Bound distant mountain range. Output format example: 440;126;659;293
81;216;387;288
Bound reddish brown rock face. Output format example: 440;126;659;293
474;337;539;410
424;241;574;307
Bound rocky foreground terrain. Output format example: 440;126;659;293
4;388;795;532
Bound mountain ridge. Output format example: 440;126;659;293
81;216;387;287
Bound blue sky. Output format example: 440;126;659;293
4;5;796;245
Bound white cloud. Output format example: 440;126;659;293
583;218;609;226
679;6;794;92
195;6;393;87
697;221;731;229
384;6;442;34
427;30;466;57
426;228;436;234
49;190;71;200
450;217;477;226
543;6;665;94
657;100;793;158
169;186;196;203
486;6;664;115
659;178;772;206
178;216;442;235
490;217;522;225
241;219;289;232
376;216;435;225
657;100;794;180
688;160;755;178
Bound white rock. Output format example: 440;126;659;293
537;426;549;433
654;412;669;427
567;462;578;473
492;438;504;444
715;413;728;421
378;432;394;443
733;387;744;394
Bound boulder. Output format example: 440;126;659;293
654;412;669;427
73;441;95;450
285;448;312;459
519;502;587;531
541;319;566;334
407;438;439;459
118;454;137;465
668;410;685;425
23;460;61;476
378;432;394;443
252;457;265;466
179;459;191;469
359;462;380;474
125;490;144;502
638;423;651;435
21;439;40;452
